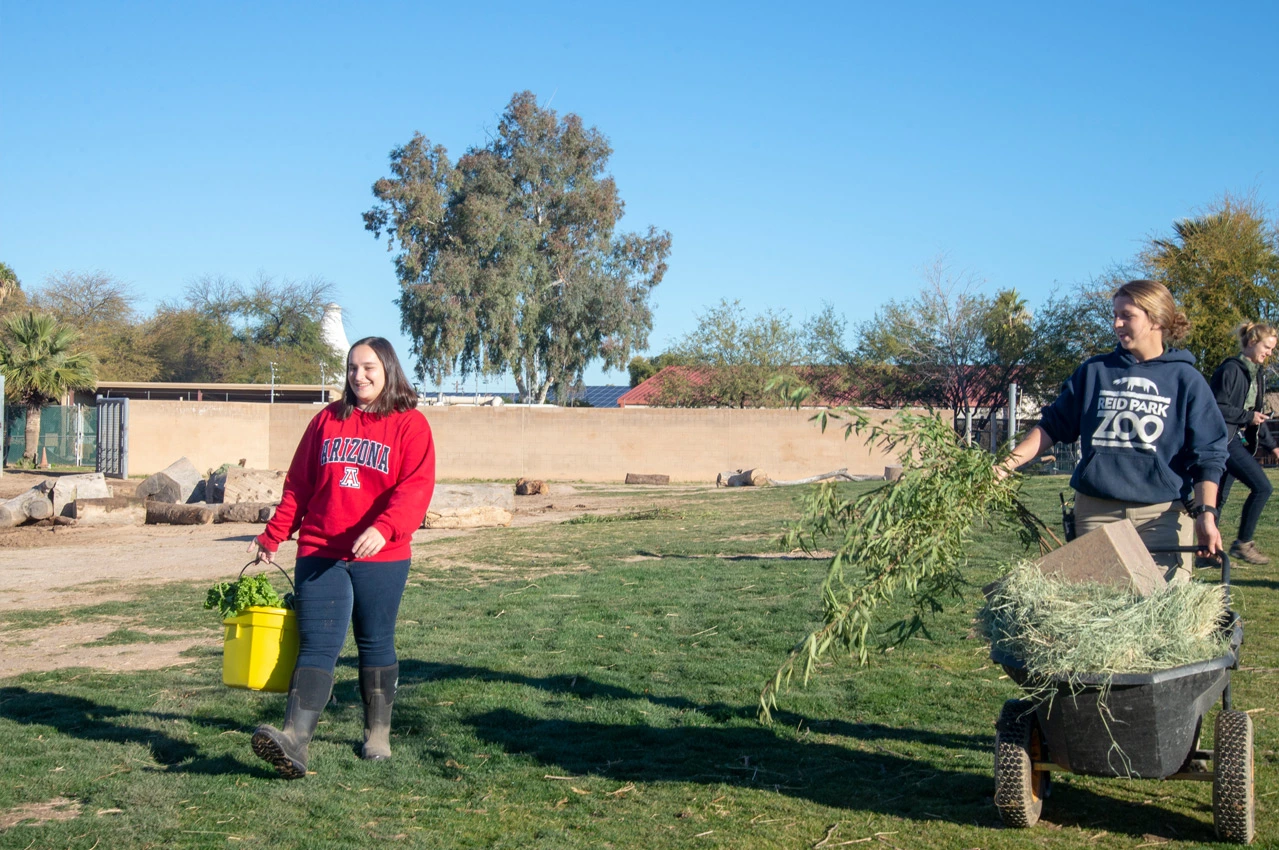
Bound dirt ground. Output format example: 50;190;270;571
0;470;713;678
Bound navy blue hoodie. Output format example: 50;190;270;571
1038;346;1228;504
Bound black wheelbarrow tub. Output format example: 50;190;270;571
991;613;1242;779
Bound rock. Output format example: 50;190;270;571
430;484;515;514
222;468;287;504
423;506;513;529
1033;519;1166;596
884;465;904;482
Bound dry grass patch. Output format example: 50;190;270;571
0;796;81;828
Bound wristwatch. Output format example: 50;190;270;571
1189;504;1220;520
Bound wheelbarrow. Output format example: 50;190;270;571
991;547;1255;844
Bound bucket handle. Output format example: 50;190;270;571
239;559;296;595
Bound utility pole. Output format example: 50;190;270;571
1007;382;1019;450
270;362;278;404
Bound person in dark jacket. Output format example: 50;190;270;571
1001;280;1229;580
1210;321;1279;564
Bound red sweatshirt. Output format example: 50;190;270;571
257;402;436;562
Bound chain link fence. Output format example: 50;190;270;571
4;404;98;467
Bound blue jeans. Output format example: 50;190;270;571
1218;436;1273;544
293;556;411;671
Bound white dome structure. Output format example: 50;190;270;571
320;303;350;363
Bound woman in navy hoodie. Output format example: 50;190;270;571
1002;280;1228;581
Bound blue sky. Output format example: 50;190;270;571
3;1;1277;392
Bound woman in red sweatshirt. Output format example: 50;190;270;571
248;336;435;779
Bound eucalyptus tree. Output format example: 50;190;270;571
366;91;671;403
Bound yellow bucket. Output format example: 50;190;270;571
222;606;299;692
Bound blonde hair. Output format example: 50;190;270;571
1237;321;1278;351
1113;279;1190;344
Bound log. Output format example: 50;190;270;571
515;478;548;496
715;468;770;487
51;473;112;516
136;457;203;504
624;473;670;486
222;468;287;504
0;484;55;528
145;502;215;525
214;502;277;523
884;465;904;482
769;468;857;486
71;497;146;527
423;506;513;529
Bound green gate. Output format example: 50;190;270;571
4;405;98;467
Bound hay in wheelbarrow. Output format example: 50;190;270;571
979;562;1229;677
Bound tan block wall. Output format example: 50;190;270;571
126;401;910;482
126;401;278;475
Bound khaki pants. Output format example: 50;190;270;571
1073;492;1193;585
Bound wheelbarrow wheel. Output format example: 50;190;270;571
1213;709;1255;844
994;699;1047;828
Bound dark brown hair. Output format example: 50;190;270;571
1112;279;1190;344
339;336;418;419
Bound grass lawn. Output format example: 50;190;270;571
0;475;1275;848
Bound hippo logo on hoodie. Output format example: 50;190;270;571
1091;377;1172;451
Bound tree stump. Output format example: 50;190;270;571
137;457;203;504
516;478;548;495
625;473;670;485
221;468;286;504
0;485;55;527
423;506;513;529
145;502;215;525
716;469;769;487
213;502;277;523
51;473;111;517
70;497;146;527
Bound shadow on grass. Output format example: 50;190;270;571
1228;576;1279;591
389;660;1213;839
0;686;276;777
388;659;990;752
459;707;1214;840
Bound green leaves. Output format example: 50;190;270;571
366;92;671;400
759;408;1051;722
203;572;292;618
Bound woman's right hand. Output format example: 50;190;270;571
246;537;274;564
1252;410;1268;426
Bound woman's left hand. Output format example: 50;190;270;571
352;527;387;560
1195;513;1223;557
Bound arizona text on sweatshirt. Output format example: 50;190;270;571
257;402;436;562
1038;346;1227;505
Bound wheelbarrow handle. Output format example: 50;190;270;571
1147;546;1232;590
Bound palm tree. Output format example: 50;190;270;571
0;312;97;464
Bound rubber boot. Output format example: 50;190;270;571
359;663;398;760
251;666;333;779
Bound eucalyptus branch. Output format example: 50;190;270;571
758;399;1055;723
